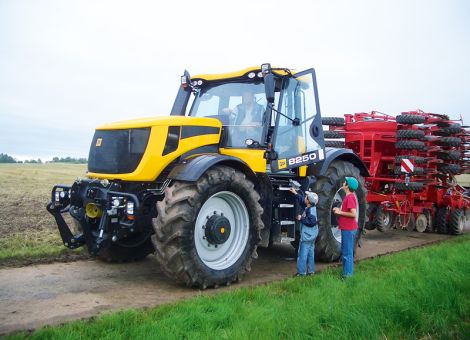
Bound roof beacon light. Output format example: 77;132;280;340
248;72;256;79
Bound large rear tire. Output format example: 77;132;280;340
152;166;263;288
312;160;367;262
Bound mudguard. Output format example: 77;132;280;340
308;147;369;177
168;154;256;182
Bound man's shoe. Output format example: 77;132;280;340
293;273;305;277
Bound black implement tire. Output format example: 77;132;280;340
437;150;461;161
322;117;345;126
437;164;461;175
374;206;396;232
395;155;426;164
438;124;462;135
323;130;345;138
396;130;425;139
312;160;367;262
448;209;465;235
395;182;424;191
152;166;263;288
435;208;448;234
365;204;378;230
395;140;425;150
396;114;426;124
325;141;345;148
438;137;461;147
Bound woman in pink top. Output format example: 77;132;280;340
333;177;358;278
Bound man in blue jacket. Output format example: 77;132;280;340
289;188;319;276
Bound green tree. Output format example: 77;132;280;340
0;153;17;163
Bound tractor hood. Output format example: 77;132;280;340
87;116;222;181
96;115;222;130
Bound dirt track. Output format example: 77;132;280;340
0;227;467;335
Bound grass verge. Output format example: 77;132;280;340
8;235;470;339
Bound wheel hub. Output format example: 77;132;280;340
205;214;231;245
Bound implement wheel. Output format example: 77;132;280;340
152;166;263;288
375;206;396;232
325;141;345;148
312;160;367;262
448;209;464;235
322;117;345;126
435;208;448;234
396;114;426;124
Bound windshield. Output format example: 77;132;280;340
189;82;267;148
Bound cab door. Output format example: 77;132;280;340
270;68;325;172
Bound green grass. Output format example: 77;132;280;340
0;163;87;264
8;236;470;339
0;231;86;264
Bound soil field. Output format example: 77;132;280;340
1;226;468;335
0;164;87;265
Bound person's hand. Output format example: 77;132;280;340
289;187;297;194
296;214;302;221
333;207;341;215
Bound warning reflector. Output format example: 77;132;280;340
400;158;415;173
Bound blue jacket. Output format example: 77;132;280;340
295;191;318;228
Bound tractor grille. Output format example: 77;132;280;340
88;128;151;174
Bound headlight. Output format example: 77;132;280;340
126;202;135;215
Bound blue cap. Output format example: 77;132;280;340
345;177;359;191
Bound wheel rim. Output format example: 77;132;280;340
382;211;391;227
194;191;250;270
330;188;360;244
458;216;464;233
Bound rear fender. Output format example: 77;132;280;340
308;147;369;177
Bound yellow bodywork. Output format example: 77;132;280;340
193;66;295;81
88;116;221;181
86;66;306;182
87;116;269;181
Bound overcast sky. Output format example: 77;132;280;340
1;0;469;160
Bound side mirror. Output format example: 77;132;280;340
264;73;275;104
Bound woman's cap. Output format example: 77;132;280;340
345;177;359;190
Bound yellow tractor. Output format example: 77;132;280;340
47;64;368;288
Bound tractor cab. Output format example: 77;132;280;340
177;64;325;173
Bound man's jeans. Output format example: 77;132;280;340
297;227;319;275
341;229;357;277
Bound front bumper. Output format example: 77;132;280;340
46;179;144;255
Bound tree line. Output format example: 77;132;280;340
0;153;87;164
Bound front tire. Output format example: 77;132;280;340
152;166;263;288
312;160;367;262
